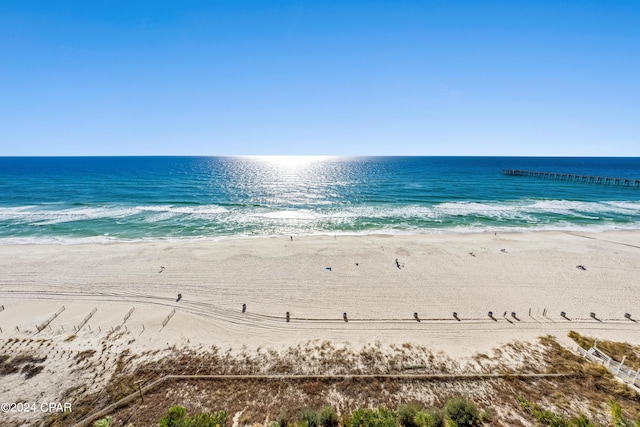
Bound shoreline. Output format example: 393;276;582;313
3;224;640;245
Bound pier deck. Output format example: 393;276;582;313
502;169;640;188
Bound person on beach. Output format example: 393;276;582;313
395;258;401;269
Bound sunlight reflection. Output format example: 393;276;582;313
243;155;335;169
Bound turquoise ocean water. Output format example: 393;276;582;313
1;156;639;243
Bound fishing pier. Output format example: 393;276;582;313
502;169;640;188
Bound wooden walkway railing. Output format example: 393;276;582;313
576;346;640;387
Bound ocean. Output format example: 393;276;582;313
1;156;639;243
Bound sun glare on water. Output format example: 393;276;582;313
244;155;335;169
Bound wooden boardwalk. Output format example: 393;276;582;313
503;169;640;188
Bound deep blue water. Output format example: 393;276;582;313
1;156;639;242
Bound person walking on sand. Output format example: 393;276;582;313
395;258;401;269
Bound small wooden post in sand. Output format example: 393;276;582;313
134;380;145;402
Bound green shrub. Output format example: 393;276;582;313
93;416;112;427
350;408;398;427
319;406;339;427
350;408;371;427
186;410;229;427
342;412;353;427
427;409;444;427
300;408;320;427
537;410;569;427
519;398;592;427
159;407;228;427
160;406;187;427
444;398;479;427
397;404;422;427
609;399;627;427
569;414;596;427
413;411;434;427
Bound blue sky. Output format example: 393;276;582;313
1;1;639;156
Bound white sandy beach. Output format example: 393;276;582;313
1;230;639;352
1;230;639;424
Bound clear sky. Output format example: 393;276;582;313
1;1;639;156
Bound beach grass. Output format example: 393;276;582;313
36;336;639;427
